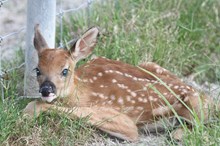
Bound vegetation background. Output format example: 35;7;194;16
0;0;220;145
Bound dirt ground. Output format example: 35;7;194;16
0;0;219;145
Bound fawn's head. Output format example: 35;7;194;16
33;24;99;102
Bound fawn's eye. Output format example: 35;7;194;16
62;69;69;77
34;68;41;76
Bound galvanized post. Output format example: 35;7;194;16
24;0;56;96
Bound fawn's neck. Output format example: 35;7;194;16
59;73;92;107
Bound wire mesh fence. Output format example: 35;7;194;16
0;0;99;102
57;0;94;48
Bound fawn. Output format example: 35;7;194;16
24;24;215;141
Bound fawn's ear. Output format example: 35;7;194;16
70;27;99;62
34;24;49;54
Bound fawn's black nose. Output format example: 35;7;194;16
39;81;56;97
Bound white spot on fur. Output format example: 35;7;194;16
168;83;173;87
131;92;137;97
98;72;103;76
92;92;98;96
150;80;157;83
153;98;158;102
133;77;138;81
177;103;182;108
93;76;97;80
149;96;154;101
193;92;199;97
186;86;191;90
124;73;131;78
117;83;122;88
100;85;104;88
163;92;168;96
124;85;128;89
127;74;132;78
138;97;143;102
137;107;144;111
112;79;117;83
117;83;128;89
107;100;113;105
138;78;145;81
75;76;82;81
150;90;155;94
126;95;131;101
174;85;179;89
181;92;185;95
143;98;148;103
156;68;163;74
180;86;185;88
131;100;136;104
118;97;124;105
182;89;188;93
99;94;105;99
121;84;128;89
145;79;150;82
110;95;116;100
115;71;123;75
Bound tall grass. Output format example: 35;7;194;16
60;0;220;82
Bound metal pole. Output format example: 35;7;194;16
87;0;92;27
0;38;4;103
0;0;4;102
24;0;56;96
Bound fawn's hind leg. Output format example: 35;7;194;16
177;92;214;123
171;92;214;140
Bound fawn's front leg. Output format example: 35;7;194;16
23;102;138;141
53;106;138;142
23;100;52;118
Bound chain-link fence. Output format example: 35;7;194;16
0;0;99;102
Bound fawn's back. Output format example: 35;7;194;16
74;56;210;123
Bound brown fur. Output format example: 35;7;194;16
23;25;215;142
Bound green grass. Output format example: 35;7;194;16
60;0;220;82
1;0;220;145
140;66;220;145
0;99;94;145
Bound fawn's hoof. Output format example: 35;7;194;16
171;128;184;141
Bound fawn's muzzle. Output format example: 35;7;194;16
39;81;56;97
